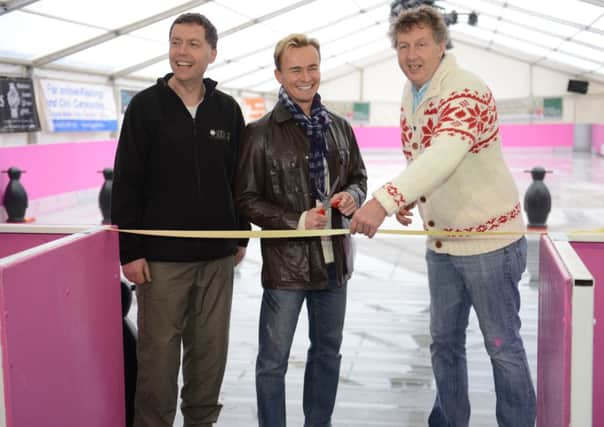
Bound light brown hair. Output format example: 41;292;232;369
273;33;321;71
388;5;449;48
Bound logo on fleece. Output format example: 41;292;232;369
209;129;230;141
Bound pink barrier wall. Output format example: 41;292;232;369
0;124;585;206
593;124;604;155
0;233;63;258
0;140;117;204
537;235;572;427
352;127;400;149
352;124;575;149
570;241;604;426
500;124;574;148
0;230;124;427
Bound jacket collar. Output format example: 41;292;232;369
423;53;457;100
273;100;295;123
158;73;218;98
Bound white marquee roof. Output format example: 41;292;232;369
1;0;603;92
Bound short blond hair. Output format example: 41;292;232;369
389;5;449;48
273;33;321;71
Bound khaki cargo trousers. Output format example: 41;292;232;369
133;256;234;427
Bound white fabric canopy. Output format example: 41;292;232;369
1;0;603;92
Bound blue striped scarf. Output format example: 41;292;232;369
278;86;331;199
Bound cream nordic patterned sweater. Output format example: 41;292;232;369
373;54;525;256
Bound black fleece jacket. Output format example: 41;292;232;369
112;74;248;265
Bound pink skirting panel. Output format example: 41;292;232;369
537;235;572;427
0;229;124;427
0;233;64;258
570;241;604;426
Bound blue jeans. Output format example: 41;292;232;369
256;266;346;427
426;237;536;427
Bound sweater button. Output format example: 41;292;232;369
420;196;426;203
412;143;419;149
428;220;435;227
435;240;442;249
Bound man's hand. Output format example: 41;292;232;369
305;206;329;229
396;202;415;226
350;198;387;238
235;246;246;266
330;191;357;217
122;258;151;285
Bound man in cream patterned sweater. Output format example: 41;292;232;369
351;5;535;427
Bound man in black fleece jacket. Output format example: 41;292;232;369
112;13;247;427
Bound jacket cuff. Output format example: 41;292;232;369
297;212;307;230
372;185;402;216
118;233;145;265
120;251;145;266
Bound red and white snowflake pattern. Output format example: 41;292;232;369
400;88;500;158
442;202;521;234
383;182;407;208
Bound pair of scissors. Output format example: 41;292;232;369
315;176;340;215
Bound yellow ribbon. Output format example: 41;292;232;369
106;227;604;239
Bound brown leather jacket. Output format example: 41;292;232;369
235;102;367;290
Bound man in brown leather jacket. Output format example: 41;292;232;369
235;33;367;427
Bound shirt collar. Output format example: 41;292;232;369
412;81;431;112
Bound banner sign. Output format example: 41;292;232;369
242;96;266;122
352;102;370;124
0;76;41;133
543;97;563;119
119;89;139;114
39;79;118;132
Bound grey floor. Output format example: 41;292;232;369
34;147;604;426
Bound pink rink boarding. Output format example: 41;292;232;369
0;123;603;425
2;124;602;205
0;228;123;427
